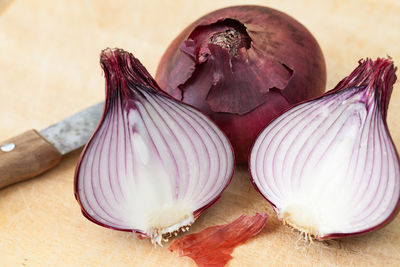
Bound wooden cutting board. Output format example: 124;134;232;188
1;0;399;266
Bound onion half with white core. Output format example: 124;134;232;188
250;58;400;239
74;49;234;245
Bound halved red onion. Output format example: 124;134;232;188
250;58;399;239
74;48;234;245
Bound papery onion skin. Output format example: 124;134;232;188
74;48;234;243
156;5;326;163
169;213;268;267
249;58;400;239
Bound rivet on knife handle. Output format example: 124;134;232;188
0;130;62;189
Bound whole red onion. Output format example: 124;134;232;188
156;5;326;163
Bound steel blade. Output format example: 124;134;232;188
40;102;104;155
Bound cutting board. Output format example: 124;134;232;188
1;0;399;266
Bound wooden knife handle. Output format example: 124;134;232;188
0;130;62;189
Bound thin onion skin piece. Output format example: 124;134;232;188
169;213;268;267
156;5;326;163
249;58;400;239
74;48;235;237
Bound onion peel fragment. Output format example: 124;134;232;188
169;213;268;267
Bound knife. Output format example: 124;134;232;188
0;102;104;189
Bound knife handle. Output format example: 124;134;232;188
0;130;62;189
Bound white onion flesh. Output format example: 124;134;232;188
75;49;234;244
250;59;400;239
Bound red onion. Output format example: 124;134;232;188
250;58;399;239
155;5;326;163
169;213;268;267
74;49;234;245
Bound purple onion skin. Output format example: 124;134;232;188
156;5;326;163
249;58;400;239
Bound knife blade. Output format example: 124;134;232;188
0;102;104;189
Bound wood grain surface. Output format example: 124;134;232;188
0;0;399;266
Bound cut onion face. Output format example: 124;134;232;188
74;49;234;245
250;58;400;239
